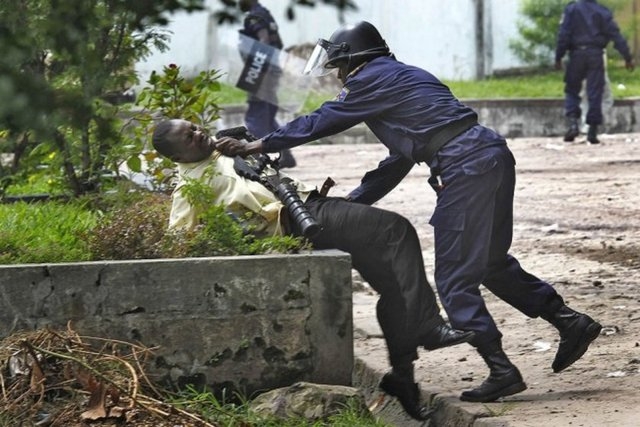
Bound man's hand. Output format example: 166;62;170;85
626;60;635;71
215;137;263;157
555;60;563;71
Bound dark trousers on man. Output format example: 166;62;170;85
245;98;280;138
302;196;443;367
564;49;606;125
429;132;558;347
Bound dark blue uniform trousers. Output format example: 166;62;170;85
430;143;558;346
303;196;443;367
564;49;606;125
245;97;280;138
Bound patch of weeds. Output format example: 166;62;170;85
86;191;173;260
171;386;391;427
481;401;517;417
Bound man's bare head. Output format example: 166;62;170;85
152;119;215;164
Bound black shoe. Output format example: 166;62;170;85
587;125;600;144
379;372;432;421
460;367;527;403
552;312;602;373
563;117;580;142
460;339;527;403
421;324;475;351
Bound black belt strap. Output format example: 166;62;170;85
419;114;478;164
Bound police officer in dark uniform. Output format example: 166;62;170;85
216;20;603;412
555;0;634;144
238;0;296;167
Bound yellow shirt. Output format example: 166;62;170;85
169;152;316;237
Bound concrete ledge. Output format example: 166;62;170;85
218;97;640;141
0;250;353;397
464;97;640;138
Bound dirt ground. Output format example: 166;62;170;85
290;131;640;426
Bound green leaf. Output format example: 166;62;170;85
126;155;142;173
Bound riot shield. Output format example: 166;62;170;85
224;34;313;113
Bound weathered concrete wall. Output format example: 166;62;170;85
0;251;353;398
464;98;640;138
217;97;640;141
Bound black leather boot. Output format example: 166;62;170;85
541;299;602;373
421;323;475;351
460;339;527;402
380;368;433;421
587;125;600;144
563;117;580;142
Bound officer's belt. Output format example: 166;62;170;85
572;45;603;51
416;114;478;164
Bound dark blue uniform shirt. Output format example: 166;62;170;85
262;55;481;203
555;0;631;63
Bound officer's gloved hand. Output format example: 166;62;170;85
625;60;635;72
554;60;563;71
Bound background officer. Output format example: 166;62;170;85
238;0;296;167
555;0;635;144
215;20;603;404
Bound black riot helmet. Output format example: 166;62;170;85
303;21;390;77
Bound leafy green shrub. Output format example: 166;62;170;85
509;0;566;67
175;177;310;257
85;179;309;261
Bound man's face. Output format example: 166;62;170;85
166;119;215;163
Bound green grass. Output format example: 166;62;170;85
217;64;640;114
444;66;639;100
215;83;247;105
0;199;97;264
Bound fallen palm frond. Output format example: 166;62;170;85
0;322;216;426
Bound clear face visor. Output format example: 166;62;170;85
303;39;335;77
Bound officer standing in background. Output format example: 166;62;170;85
238;0;296;167
215;20;604;405
555;0;634;144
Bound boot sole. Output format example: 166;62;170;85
553;322;602;373
459;381;528;403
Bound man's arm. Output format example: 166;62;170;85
603;14;635;70
555;5;574;69
347;153;415;205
